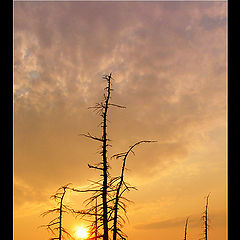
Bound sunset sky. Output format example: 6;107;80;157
14;1;227;240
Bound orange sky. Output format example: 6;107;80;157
14;1;227;240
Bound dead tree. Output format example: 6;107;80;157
184;217;189;240
78;73;156;240
40;184;73;240
80;73;125;240
201;193;211;240
111;140;156;240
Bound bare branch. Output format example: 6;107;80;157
79;132;103;142
69;187;102;193
88;164;104;171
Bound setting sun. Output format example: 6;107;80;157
75;226;89;239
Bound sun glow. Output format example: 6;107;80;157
75;226;89;239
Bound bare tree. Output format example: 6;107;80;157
80;73;126;240
200;193;211;240
111;140;156;240
184;217;189;240
40;74;156;240
77;73;156;240
40;184;74;240
80;73;110;240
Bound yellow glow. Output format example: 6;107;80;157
75;226;89;239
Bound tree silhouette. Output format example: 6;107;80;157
40;184;74;240
184;217;189;240
111;140;156;240
78;73;156;240
200;193;211;240
40;73;156;240
80;73;123;240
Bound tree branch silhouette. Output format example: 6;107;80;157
40;184;74;240
111;140;157;240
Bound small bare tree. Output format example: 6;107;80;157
184;217;189;240
200;193;211;240
40;184;74;240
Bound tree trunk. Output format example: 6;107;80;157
204;194;210;240
184;217;189;240
59;187;66;240
102;73;112;240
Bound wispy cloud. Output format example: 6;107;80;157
14;2;226;239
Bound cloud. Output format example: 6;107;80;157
14;1;226;210
13;4;227;240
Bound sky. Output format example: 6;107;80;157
14;1;227;240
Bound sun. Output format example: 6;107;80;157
75;226;89;239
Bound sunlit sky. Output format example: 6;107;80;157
14;1;227;240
